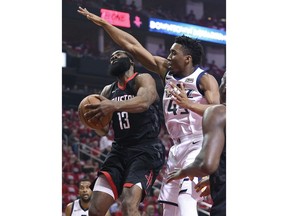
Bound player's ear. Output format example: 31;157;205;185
130;61;136;72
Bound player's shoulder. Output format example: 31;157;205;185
135;72;156;85
206;104;226;113
204;105;226;124
200;72;217;82
136;72;153;79
103;82;115;91
101;82;116;97
67;200;75;207
65;201;74;215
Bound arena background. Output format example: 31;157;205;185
1;0;288;216
62;1;225;215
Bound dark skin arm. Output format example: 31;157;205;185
84;73;158;135
92;84;114;136
166;104;226;183
169;73;220;116
65;202;72;216
77;7;168;79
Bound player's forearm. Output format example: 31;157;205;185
100;20;141;51
187;103;215;116
113;96;155;113
182;157;211;178
181;148;218;177
94;125;109;136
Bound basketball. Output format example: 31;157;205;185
78;94;112;130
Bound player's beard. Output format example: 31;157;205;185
108;57;132;77
82;196;91;203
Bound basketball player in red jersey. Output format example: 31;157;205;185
81;49;165;216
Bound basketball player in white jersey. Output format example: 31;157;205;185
167;72;227;216
78;7;220;216
65;179;92;216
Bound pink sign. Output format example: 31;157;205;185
100;8;131;28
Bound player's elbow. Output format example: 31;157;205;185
201;161;218;175
140;94;157;111
139;102;150;111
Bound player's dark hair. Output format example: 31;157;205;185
175;35;204;66
78;177;91;185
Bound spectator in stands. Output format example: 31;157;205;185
82;159;96;174
167;72;226;216
109;199;123;216
63;177;79;210
77;6;220;216
68;129;80;155
99;129;114;163
128;0;137;12
207;60;225;85
142;204;159;216
185;9;197;24
155;44;167;58
99;129;113;152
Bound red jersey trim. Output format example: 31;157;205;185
100;171;119;200
123;182;134;188
117;72;138;90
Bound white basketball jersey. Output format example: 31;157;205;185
163;68;208;139
71;199;89;216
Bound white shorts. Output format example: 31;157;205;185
158;134;203;205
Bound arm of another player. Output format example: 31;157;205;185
167;105;225;183
188;105;226;176
65;202;72;216
77;7;168;79
195;176;210;197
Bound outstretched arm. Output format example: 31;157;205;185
167;105;226;183
77;7;168;78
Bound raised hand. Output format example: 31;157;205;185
168;82;192;109
166;169;189;184
77;6;104;26
195;177;210;197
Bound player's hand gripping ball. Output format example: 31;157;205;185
78;94;112;130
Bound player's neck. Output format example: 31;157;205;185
117;70;136;87
190;66;195;74
80;200;90;209
182;66;195;77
